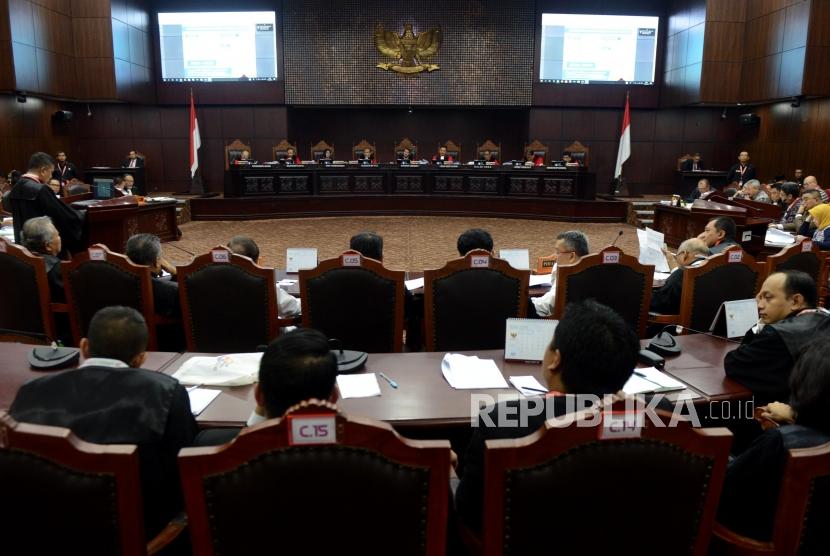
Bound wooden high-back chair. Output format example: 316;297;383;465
178;401;450;556
551;247;654;337
224;139;252;170
0;238;57;343
424;250;529;351
765;238;827;307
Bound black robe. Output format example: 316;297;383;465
8;176;85;254
649;256;707;315
724;311;830;405
10;365;198;539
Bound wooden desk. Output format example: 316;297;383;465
162;334;748;429
72;197;179;252
0;343;181;411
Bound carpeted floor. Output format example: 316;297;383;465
162;215;641;271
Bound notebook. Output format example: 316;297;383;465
504;318;558;361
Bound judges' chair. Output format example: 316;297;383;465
523;139;548;163
177;247;279;353
564;140;590;167
712;441;830;555
353;138;377;160
551;247;654;338
395;137;418;159
299;250;405;352
440;140;461;160
765;238;826;307
476;139;501;161
481;403;732;556
424;250;529;351
224;139;252;170
310;139;334;160
271;139;297;161
61;244;160;349
178;400;450;556
650;246;762;333
0;411;184;555
678;154;693;171
0;238;57;343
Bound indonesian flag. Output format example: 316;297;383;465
189;91;201;178
614;93;631;179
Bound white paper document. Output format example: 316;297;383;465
441;354;509;389
637;227;671;273
188;388;221;416
336;373;382;399
286;248;318;273
499;249;530;270
509;376;549;397
529;273;553;287
504;318;558;361
623;366;686;394
277;278;297;287
710;299;759;338
765;227;796;247
405;277;425;291
172;353;262;386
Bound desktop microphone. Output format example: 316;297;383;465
646;324;740;358
610;230;623;247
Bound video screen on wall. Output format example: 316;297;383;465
539;13;659;85
158;11;277;82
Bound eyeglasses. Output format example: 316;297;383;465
556;249;575;256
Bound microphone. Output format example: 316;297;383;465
646;324;740;358
610;230;623;247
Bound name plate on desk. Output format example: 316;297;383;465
287;414;337;445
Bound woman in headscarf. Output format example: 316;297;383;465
805;203;830;249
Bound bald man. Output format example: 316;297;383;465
802;175;828;202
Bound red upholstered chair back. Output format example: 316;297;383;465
0;411;145;556
482;403;732;556
424;249;529;351
0;238;55;341
178;400;450;556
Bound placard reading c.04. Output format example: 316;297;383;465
470;256;490;268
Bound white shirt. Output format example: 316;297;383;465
80;357;128;368
277;287;301;318
531;264;558;317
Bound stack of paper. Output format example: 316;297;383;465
509;376;549;396
188;388;221;415
405;277;425;291
441;354;509;389
765;227;796;247
623;367;686;395
336;373;382;399
172;353;262;386
637;227;671;273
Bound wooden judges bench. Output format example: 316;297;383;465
67;195;179;252
225;164;597;200
84;167;146;196
654;196;779;256
0;335;750;432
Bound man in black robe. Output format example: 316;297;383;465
10;306;198;539
725;270;830;405
8;152;85;254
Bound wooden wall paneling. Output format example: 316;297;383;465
73;17;113;58
803;46;830;95
111;17;129;60
703;22;744;62
70;0;109;18
808;0;830;45
220;107;255;140
707;0;747;22
12;41;39;91
9;0;36;47
687;22;706;63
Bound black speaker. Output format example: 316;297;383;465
52;110;73;121
739;113;760;126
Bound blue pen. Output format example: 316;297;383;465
378;372;398;389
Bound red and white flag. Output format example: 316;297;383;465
614;93;631;179
189;90;201;178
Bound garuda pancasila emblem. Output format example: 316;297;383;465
374;23;442;74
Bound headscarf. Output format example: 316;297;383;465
809;204;830;230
